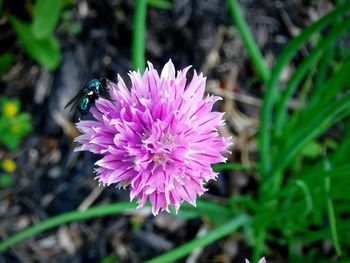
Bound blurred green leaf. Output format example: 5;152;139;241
61;0;73;9
32;0;63;38
0;202;137;252
0;97;32;150
230;195;258;211
10;16;62;70
13;112;33;135
0;53;14;75
100;254;118;263
173;199;233;225
212;162;249;171
147;0;172;9
324;138;337;150
0;173;15;187
295;180;313;217
145;214;249;263
61;10;81;36
0;133;19;150
169;206;198;220
301;141;323;159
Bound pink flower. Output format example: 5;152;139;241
245;257;267;263
75;60;230;215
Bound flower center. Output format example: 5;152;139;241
160;134;173;147
151;152;169;170
152;152;164;162
140;131;176;169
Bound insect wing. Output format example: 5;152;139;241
64;91;83;111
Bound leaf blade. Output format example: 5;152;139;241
32;0;63;38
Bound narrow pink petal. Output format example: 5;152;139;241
160;59;175;80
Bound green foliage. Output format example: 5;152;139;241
32;0;63;39
173;199;234;224
147;0;172;10
0;52;14;75
0;97;33;150
250;2;350;261
0;173;15;187
60;10;81;36
0;202;137;252
100;254;119;263
10;16;61;70
144;215;249;263
6;0;64;70
301;140;323;159
212;162;249;171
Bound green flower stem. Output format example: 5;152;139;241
145;214;249;263
0;202;136;252
132;0;147;71
226;0;270;84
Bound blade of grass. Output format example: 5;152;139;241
295;180;313;217
147;0;172;9
274;18;350;136
144;214;249;263
0;202;137;252
254;228;268;262
267;92;350;193
331;120;350;165
313;47;333;97
259;2;350;178
263;52;350;195
132;0;147;71
175;199;234;224
294;219;350;243
323;160;342;256
212;162;249;171
283;164;350;199
300;54;350;123
293;118;350;178
283;63;316;137
226;0;270;84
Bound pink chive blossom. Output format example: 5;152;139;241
75;60;230;215
245;257;267;263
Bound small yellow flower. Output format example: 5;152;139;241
1;158;16;173
3;101;19;118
